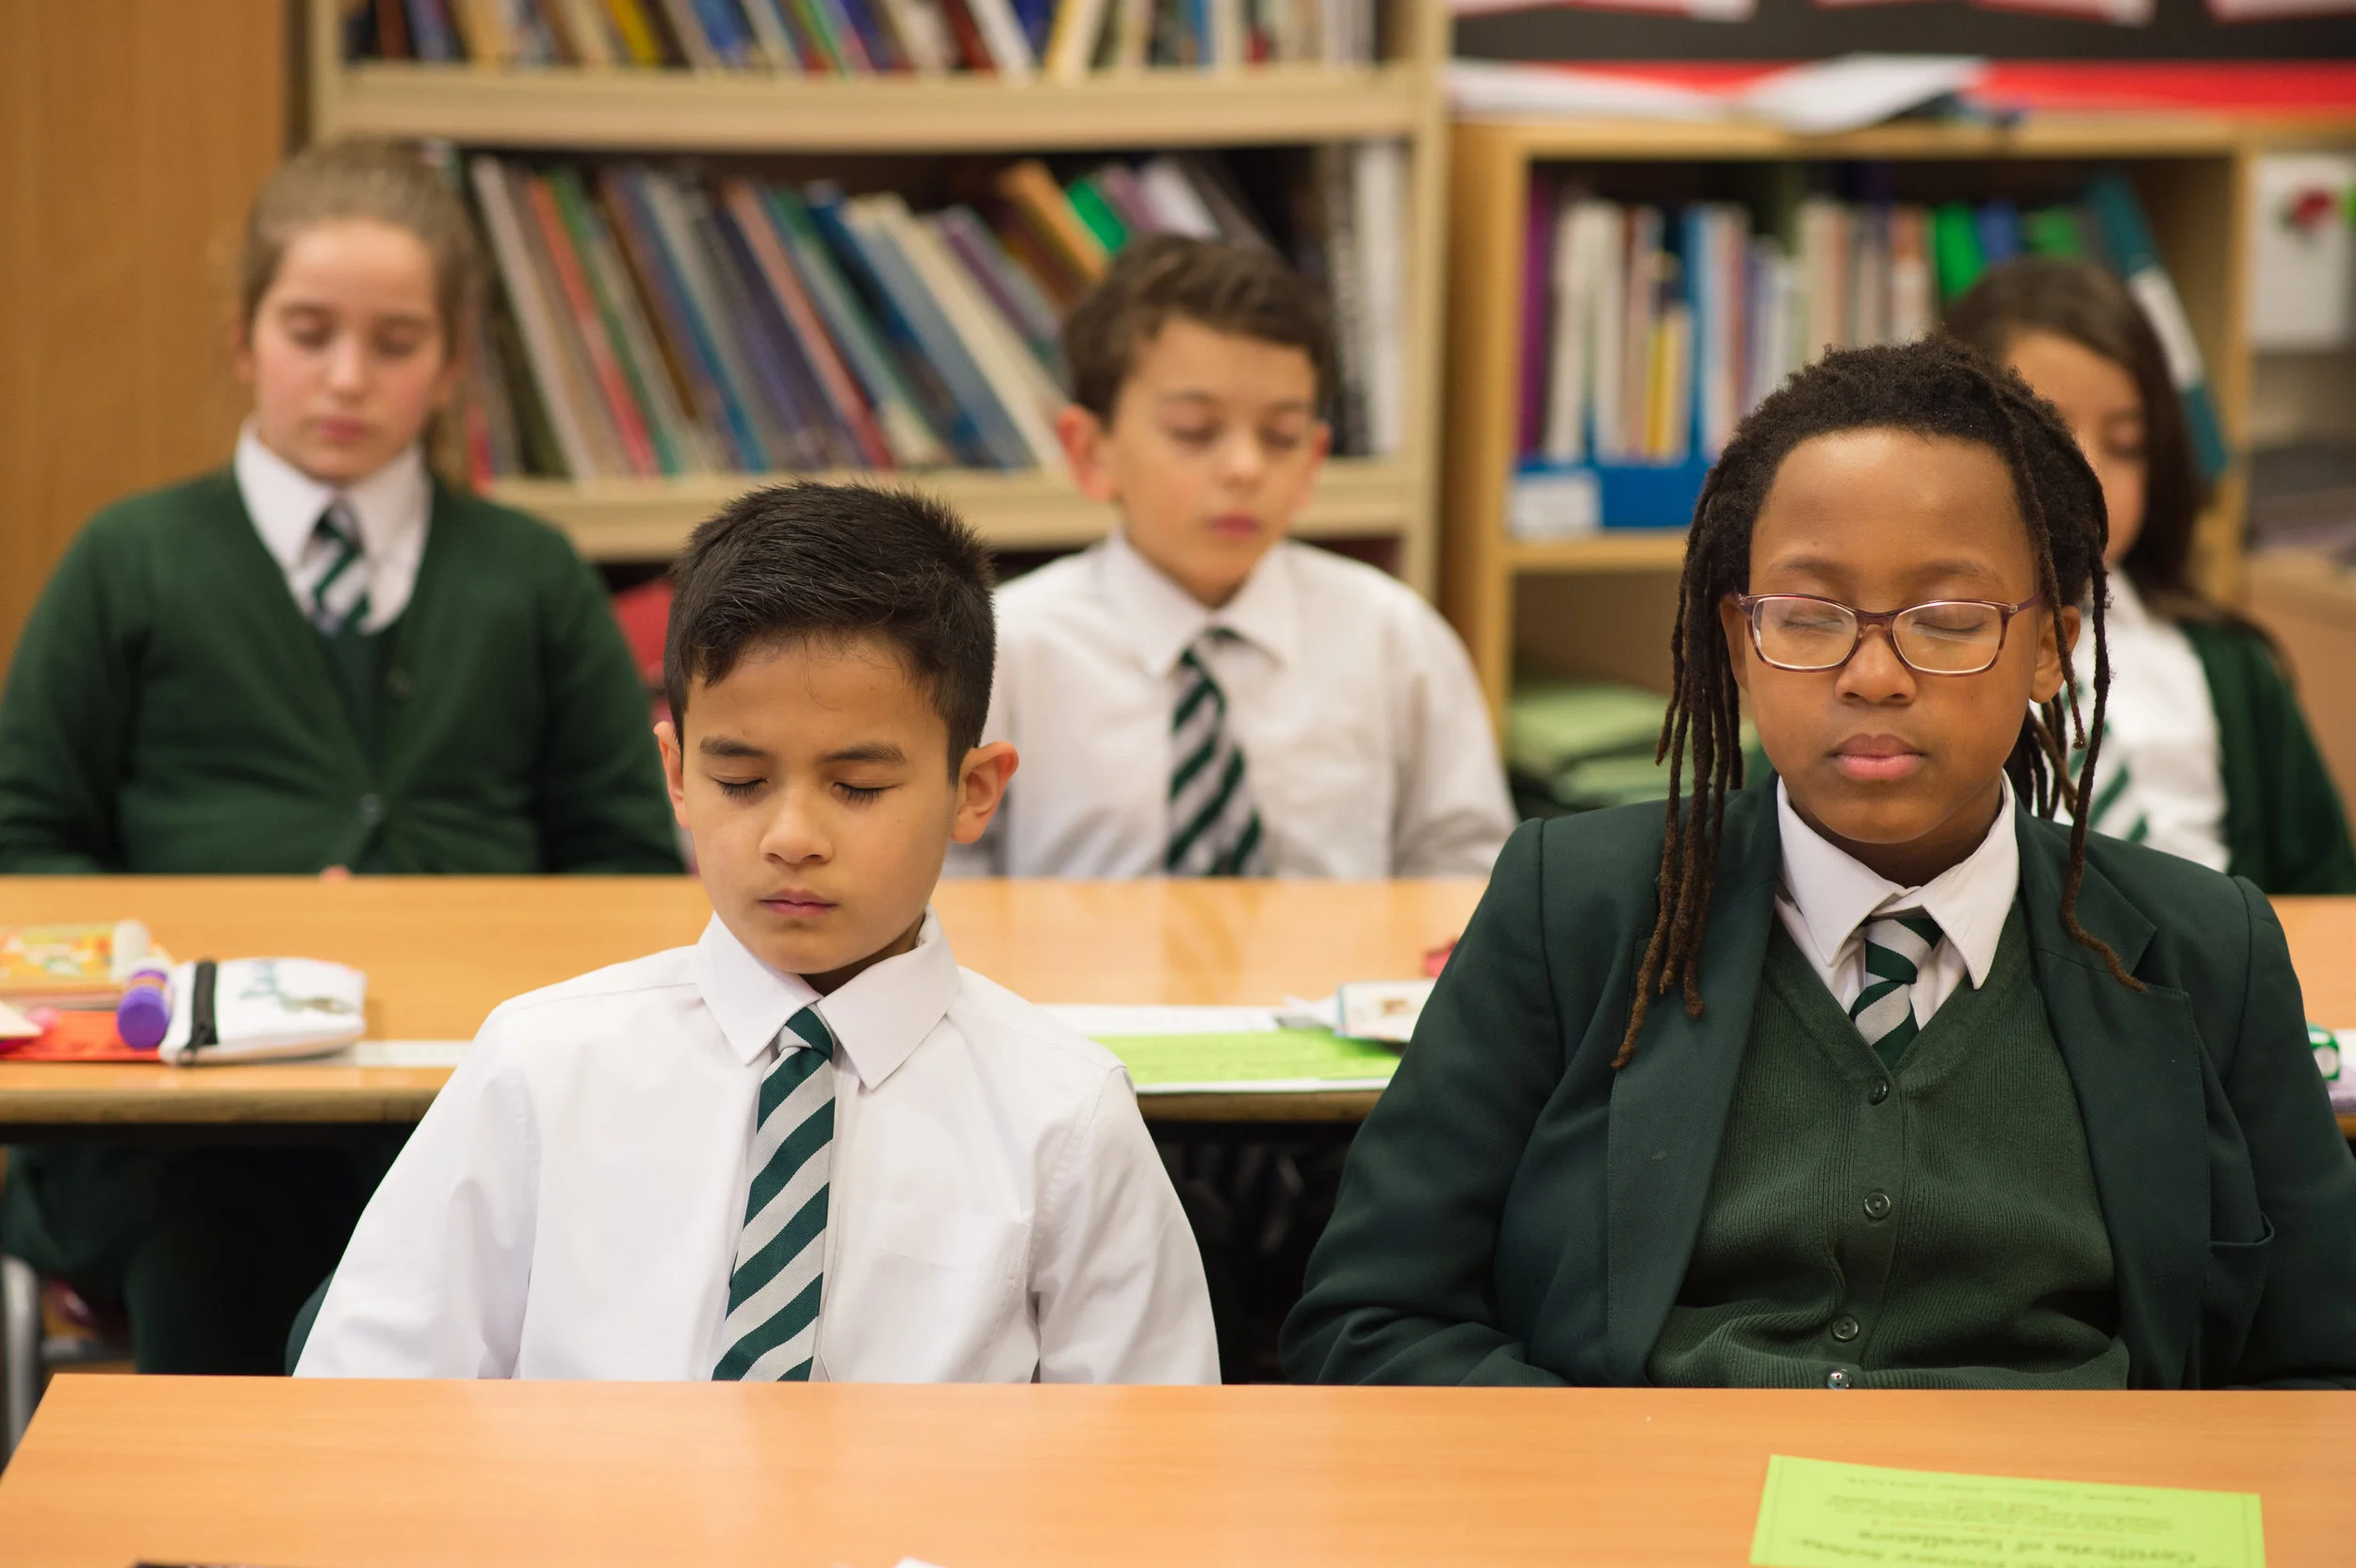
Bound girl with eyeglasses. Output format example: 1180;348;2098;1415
1284;337;2356;1392
1948;258;2356;894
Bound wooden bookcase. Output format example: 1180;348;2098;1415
305;0;1452;592
1441;114;2256;723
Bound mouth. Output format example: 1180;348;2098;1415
1206;514;1263;540
759;890;838;919
313;417;372;445
1831;735;1926;783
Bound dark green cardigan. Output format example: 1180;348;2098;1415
2183;618;2356;895
1282;781;2356;1389
0;469;679;874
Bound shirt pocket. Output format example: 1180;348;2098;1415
828;1200;1032;1381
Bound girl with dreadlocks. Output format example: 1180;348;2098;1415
1283;337;2356;1391
1949;258;2356;894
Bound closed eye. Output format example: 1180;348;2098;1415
713;777;763;798
837;783;885;804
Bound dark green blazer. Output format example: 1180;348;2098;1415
1283;781;2356;1389
2183;619;2356;896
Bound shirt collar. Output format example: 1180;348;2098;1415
1097;530;1299;677
1775;775;2020;989
233;421;430;572
692;909;959;1090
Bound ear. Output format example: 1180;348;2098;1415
1717;593;1754;701
951;741;1020;845
655;718;692;830
1055;404;1117;502
2031;603;2081;706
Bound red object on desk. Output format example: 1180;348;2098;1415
0;1007;147;1062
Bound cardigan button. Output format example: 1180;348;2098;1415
1863;1189;1893;1221
1831;1315;1861;1343
1869;1079;1890;1105
385;667;415;701
1827;1368;1853;1389
358;793;384;827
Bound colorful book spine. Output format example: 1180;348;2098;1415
524;172;663;475
722;181;897;468
2086;172;2230;482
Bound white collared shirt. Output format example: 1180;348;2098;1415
1775;776;2021;1026
234;422;432;634
297;912;1218;1384
2064;574;2230;874
952;532;1516;879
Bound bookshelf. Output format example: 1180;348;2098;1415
304;0;1452;592
1442;113;2255;724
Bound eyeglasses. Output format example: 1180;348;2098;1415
1734;593;2049;677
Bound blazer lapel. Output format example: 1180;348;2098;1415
2017;819;2210;1387
1604;783;1781;1381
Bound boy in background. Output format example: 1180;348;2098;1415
299;483;1217;1382
952;237;1513;880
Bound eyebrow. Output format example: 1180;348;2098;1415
1767;552;2010;587
824;743;907;765
1155;392;1316;415
275;301;437;330
697;736;769;760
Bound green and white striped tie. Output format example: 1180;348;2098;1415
2070;728;2151;846
1850;912;1943;1070
1166;630;1266;877
308;499;371;636
712;1005;834;1383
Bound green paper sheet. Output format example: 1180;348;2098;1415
1753;1455;2264;1568
1092;1029;1399;1090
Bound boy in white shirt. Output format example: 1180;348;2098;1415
298;482;1218;1383
952;237;1514;879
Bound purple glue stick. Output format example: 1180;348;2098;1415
117;962;172;1051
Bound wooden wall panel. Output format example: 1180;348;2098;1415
0;0;287;677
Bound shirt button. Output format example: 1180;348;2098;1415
1863;1189;1893;1221
358;793;384;827
1869;1080;1891;1105
1831;1315;1861;1343
1827;1369;1853;1389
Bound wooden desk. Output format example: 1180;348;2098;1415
0;877;1483;1132
1;1377;2349;1565
1;882;2348;1136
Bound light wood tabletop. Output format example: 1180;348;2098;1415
0;1376;2349;1566
0;877;1484;1130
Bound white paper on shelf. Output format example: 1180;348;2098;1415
1446;61;1732;123
1735;55;1986;138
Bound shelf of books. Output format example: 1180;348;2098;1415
1441;116;2253;728
311;0;1451;588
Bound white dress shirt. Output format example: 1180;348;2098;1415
1775;776;2021;1027
297;911;1218;1384
2064;574;2231;874
234;422;432;633
952;532;1516;879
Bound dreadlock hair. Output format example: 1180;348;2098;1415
1616;336;2143;1070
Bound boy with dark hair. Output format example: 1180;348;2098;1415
300;482;1218;1383
953;236;1513;879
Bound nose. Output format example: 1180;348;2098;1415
1835;623;1917;704
759;785;830;866
324;333;368;395
1215;427;1267;489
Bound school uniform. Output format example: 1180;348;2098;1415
0;441;679;1373
2077;575;2356;894
949;531;1515;879
297;911;1219;1382
1282;776;2356;1389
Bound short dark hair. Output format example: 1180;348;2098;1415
1621;337;2138;1070
1061;235;1333;420
664;482;997;772
1943;258;2211;618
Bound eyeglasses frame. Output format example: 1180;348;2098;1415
1732;591;2052;677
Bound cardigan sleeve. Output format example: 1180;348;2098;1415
2191;620;2356;896
0;515;143;873
1280;820;1570;1385
2217;878;2356;1388
527;541;683;874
